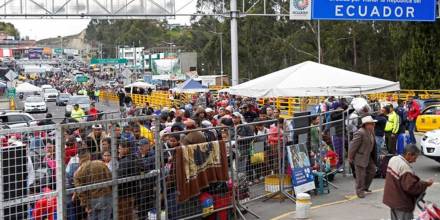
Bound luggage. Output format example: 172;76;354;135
396;133;410;155
380;154;394;178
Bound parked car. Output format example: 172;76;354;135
421;129;440;163
66;95;91;114
24;96;48;113
43;88;59;102
41;84;53;91
56;93;71;106
0;111;37;128
416;104;440;132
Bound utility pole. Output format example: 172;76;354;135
210;31;224;87
133;42;136;72
230;0;239;86
317;20;322;64
220;33;224;87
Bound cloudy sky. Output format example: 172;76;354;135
1;0;197;40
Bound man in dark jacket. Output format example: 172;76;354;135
37;113;56;126
383;144;433;220
117;87;125;107
118;141;142;220
374;108;388;166
136;138;156;219
232;112;255;181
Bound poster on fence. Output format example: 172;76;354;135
287;144;315;195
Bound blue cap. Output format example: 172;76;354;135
138;138;150;146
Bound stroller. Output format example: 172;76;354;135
417;192;440;220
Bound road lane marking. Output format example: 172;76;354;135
270;188;384;220
271;183;439;220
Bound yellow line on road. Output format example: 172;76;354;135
271;183;439;220
271;188;384;220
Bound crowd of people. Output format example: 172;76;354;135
10;82;436;220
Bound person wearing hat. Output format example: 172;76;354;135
349;115;378;198
86;124;108;159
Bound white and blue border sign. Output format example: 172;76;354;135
312;0;436;22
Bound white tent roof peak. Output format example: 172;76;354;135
228;61;400;97
16;82;43;93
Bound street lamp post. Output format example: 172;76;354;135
210;31;224;87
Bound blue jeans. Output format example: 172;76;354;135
375;136;385;165
88;195;112;220
408;121;416;144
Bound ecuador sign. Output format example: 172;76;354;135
312;0;436;22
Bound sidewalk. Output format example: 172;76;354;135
242;155;440;220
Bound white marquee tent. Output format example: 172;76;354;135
16;82;43;93
228;61;400;98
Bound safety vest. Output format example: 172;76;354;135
94;90;100;97
71;108;85;121
385;111;400;134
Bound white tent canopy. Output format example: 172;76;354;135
228;61;400;98
124;81;156;93
16;82;43;93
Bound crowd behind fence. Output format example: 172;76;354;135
0;108;365;220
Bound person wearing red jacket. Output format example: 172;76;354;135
64;138;78;165
88;102;99;121
33;187;57;220
407;97;420;144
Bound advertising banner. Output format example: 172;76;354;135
28;48;43;59
312;0;436;22
287;144;315;195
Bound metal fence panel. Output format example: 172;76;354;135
60;116;161;220
0;124;58;220
161;126;233;220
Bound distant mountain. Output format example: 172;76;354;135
37;30;90;49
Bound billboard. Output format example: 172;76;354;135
290;0;312;20
28;48;43;59
312;0;436;22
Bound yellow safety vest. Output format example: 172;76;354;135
71;108;85;121
385;111;400;134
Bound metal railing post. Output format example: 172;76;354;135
154;116;162;220
342;110;347;176
110;122;119;220
228;127;238;220
56;124;66;220
0;138;3;219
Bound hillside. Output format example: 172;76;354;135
37;30;90;50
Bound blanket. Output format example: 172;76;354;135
176;140;229;202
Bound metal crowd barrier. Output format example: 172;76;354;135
0;109;369;220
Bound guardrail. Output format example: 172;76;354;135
101;89;440;117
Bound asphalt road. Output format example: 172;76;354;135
16;98;120;123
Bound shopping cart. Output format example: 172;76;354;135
416;192;440;220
